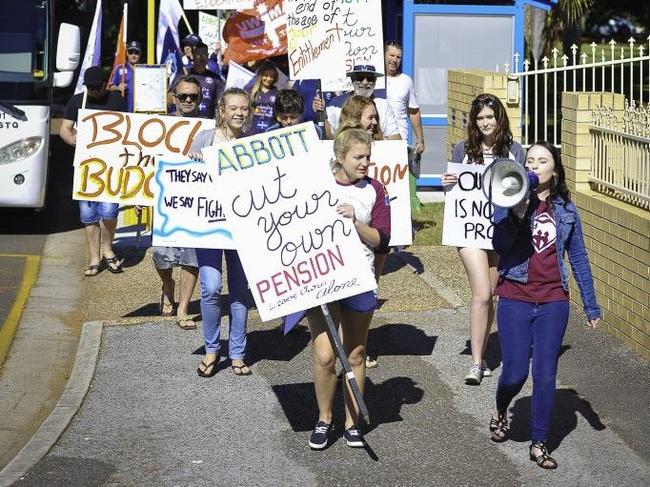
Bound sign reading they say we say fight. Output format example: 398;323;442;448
72;110;215;206
201;122;377;321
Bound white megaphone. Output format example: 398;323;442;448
482;158;540;208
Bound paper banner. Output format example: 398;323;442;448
442;163;495;250
72;110;215;205
184;0;254;9
198;12;223;56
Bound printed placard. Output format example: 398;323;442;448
321;140;412;247
198;12;223;56
203;122;377;322
133;65;168;114
184;0;254;9
72;110;215;205
152;159;234;249
442;163;494;250
321;0;385;92
285;0;346;81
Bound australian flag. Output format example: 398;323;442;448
160;28;183;82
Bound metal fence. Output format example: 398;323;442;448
590;101;650;210
502;37;650;147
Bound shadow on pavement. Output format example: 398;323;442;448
273;376;424;433
14;456;117;486
368;323;437;357
507;387;606;451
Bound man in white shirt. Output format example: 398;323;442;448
385;42;425;155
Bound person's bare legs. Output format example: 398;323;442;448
84;223;101;274
306;304;342;425
99;218;122;270
177;265;199;318
340;308;372;429
458;247;498;366
155;267;175;315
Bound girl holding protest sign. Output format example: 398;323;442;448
441;93;525;385
189;87;253;378
245;60;279;135
489;142;600;469
307;127;391;450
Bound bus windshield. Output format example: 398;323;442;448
0;0;50;104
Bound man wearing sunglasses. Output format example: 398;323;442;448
319;64;401;140
108;40;142;112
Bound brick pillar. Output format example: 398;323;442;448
447;70;521;160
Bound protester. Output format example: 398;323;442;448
441;93;525;385
291;79;336;125
307;126;391;450
384;41;425;154
151;76;202;327
107;40;141;112
489;141;601;469
189;87;252;377
181;33;202;72
265;88;322;138
315;65;401;141
245;60;279;134
60;66;125;277
336;95;384;142
172;42;224;119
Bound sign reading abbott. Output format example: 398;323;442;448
72;110;214;206
442;163;495;250
203;122;377;321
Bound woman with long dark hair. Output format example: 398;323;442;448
246;60;279;134
442;93;526;385
489;141;600;469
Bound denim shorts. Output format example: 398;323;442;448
79;201;119;224
152;246;198;269
339;289;377;313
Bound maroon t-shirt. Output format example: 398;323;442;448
495;199;569;303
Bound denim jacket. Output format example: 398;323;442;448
492;196;601;320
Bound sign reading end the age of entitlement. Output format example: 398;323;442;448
201;122;377;322
442;163;495;250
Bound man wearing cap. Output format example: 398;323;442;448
108;40;142;112
317;65;401;140
181;33;201;72
60;66;126;277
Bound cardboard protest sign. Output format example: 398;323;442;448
321;1;385;92
285;0;346;81
198;12;223;56
152;158;235;249
442;163;495;250
133;65;168;113
321;140;412;247
72;110;215;206
184;0;254;9
203;123;377;321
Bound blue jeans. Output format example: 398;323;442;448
496;298;569;443
79;201;119;224
196;248;249;359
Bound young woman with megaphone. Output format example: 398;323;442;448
489;141;601;469
442;93;525;385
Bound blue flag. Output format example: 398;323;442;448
160;27;183;83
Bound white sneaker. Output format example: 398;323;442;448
465;364;483;385
481;360;492;377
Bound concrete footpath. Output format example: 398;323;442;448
0;240;648;486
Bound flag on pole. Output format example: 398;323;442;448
74;0;102;94
160;28;184;82
108;11;127;87
156;0;184;64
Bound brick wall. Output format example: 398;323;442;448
446;70;521;158
562;92;649;359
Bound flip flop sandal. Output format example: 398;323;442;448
159;287;175;316
197;356;220;377
365;356;379;369
103;256;124;274
84;265;100;277
177;317;197;330
231;364;252;376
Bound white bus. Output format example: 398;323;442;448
0;0;79;208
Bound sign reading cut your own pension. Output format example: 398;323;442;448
286;0;346;80
72;110;215;206
202;122;377;322
442;163;495;250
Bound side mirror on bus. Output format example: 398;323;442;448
53;23;80;88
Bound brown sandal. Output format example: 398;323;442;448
177;317;196;330
529;442;558;469
197;356;219;377
231;364;252;376
489;411;509;442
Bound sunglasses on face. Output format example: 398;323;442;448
175;93;199;102
127;50;140;55
351;75;376;83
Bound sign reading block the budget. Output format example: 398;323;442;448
286;0;346;81
204;122;377;322
442;163;495;250
72;110;215;206
152;159;235;249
